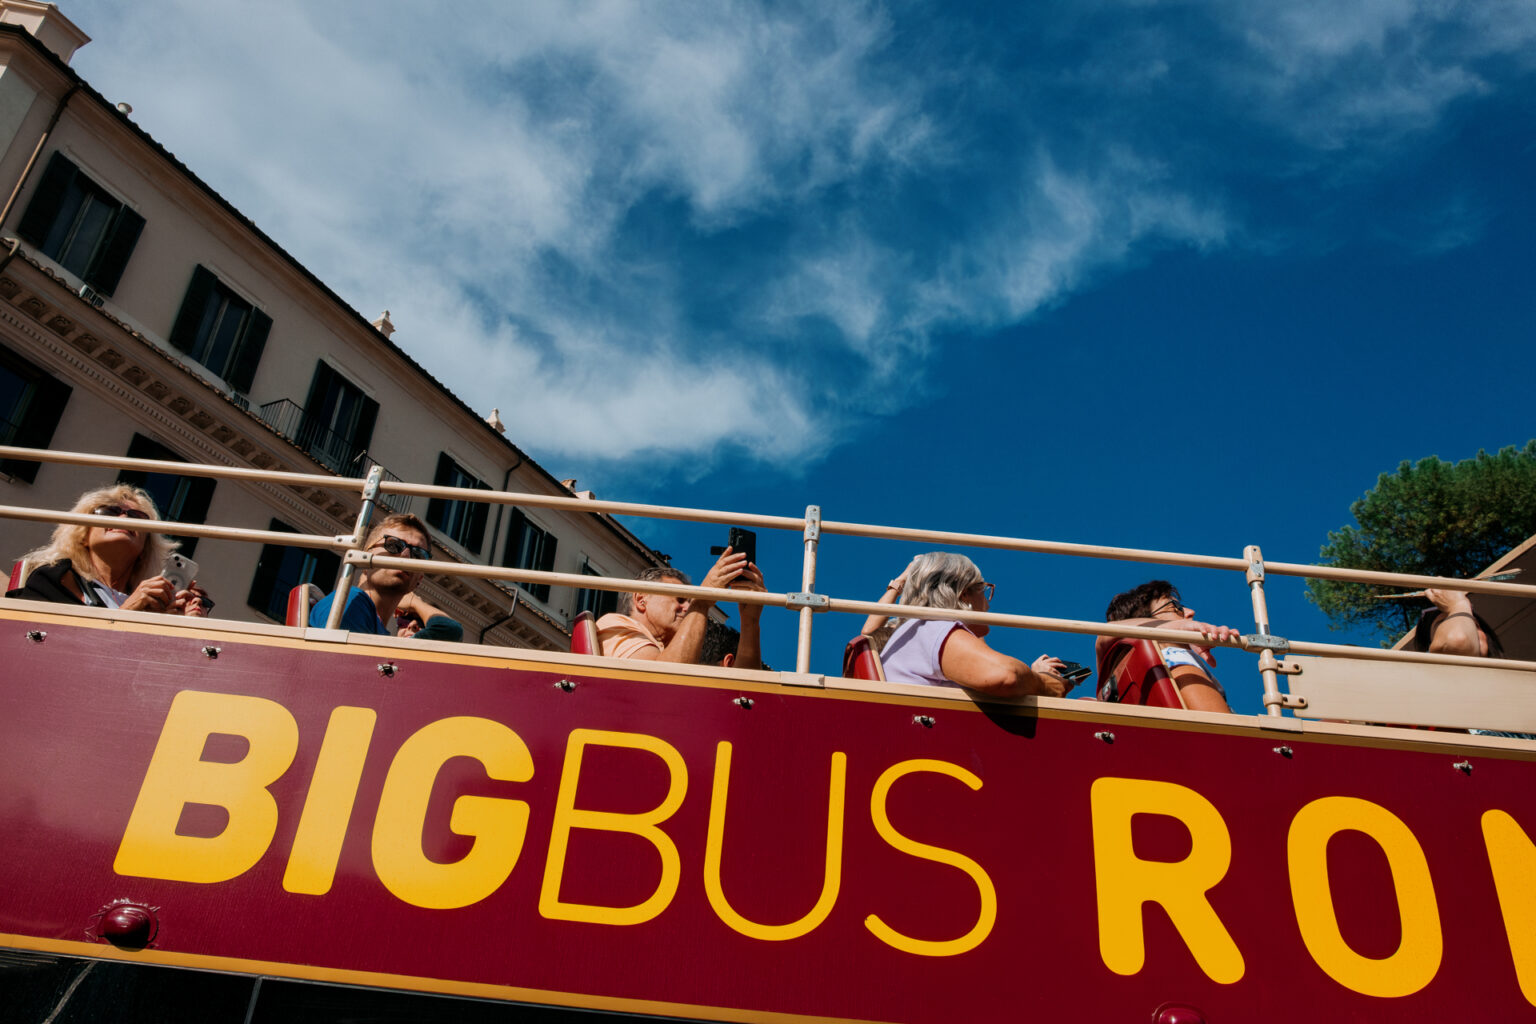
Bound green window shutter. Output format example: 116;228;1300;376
86;205;145;296
226;307;270;393
168;265;217;354
0;371;71;484
16;152;76;247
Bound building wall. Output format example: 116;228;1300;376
0;15;660;648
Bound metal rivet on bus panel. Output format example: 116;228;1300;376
554;678;576;692
1094;731;1116;744
377;662;397;678
24;629;45;642
201;646;220;659
1273;745;1293;758
913;715;935;728
733;696;754;709
1454;760;1473;775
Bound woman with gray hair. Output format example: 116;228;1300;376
878;551;1071;696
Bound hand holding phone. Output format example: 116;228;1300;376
162;553;198;592
1054;660;1092;684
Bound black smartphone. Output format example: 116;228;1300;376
1055;660;1092;684
727;527;756;566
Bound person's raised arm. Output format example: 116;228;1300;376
862;558;919;637
1423;589;1486;656
649;549;749;664
733;563;765;670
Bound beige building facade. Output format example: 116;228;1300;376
0;2;661;648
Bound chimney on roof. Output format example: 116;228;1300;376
371;310;395;339
487;408;506;433
0;1;90;63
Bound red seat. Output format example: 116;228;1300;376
8;559;24;592
286;583;326;627
842;634;887;682
1095;638;1185;710
571;610;599;655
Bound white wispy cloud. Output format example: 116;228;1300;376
60;0;1536;479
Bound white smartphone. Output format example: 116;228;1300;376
162;553;198;591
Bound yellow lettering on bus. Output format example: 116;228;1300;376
704;743;846;941
1090;777;1244;984
282;706;377;895
864;758;996;957
539;729;687;926
1481;809;1536;1007
372;716;533;910
1288;796;1441;998
114;690;298;884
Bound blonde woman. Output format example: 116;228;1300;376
7;483;210;615
879;551;1070;696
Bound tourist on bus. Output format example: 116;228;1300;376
6;483;211;614
858;556;920;654
878;551;1072;696
1101;580;1241;713
598;549;762;663
308;513;462;641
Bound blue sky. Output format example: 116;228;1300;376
67;0;1536;709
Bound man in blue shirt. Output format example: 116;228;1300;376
309;513;462;642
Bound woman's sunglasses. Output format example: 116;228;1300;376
91;504;151;520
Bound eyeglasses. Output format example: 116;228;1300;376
90;504;151;520
972;581;995;601
376;535;431;560
1149;599;1186;617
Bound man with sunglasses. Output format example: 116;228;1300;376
309;513;462;642
1101;580;1240;713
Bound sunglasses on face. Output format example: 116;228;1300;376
91;504;151;520
376;535;431;560
1150;599;1187;617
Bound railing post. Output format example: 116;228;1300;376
796;505;821;674
1246;544;1285;718
324;465;384;630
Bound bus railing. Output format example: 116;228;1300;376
4;445;1534;720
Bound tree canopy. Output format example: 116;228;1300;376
1306;442;1536;644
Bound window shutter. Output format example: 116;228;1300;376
466;489;489;555
245;518;296;619
426;452;454;530
168;265;217;354
350;392;379;456
16;152;76;247
226;307;270;393
504;507;528;566
0;372;71;484
538;530;557;573
87;205;145;296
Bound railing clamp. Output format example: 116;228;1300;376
1263;692;1308;710
1243;633;1290;654
785;592;830;611
1246;551;1265;584
803;505;821;544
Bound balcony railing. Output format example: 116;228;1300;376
256;398;413;514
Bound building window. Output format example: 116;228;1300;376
295;361;378;477
167;265;272;394
0;343;71;483
17;152;145;297
503;508;558;602
246;519;342;623
575;559;617;618
116;434;216;557
426;453;489;554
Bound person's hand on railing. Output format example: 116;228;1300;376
1152;617;1242;645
